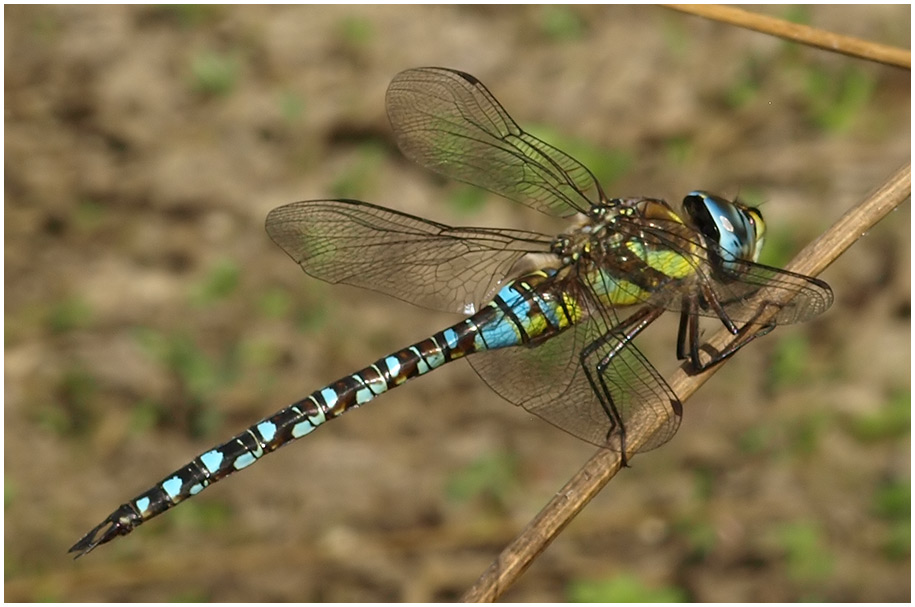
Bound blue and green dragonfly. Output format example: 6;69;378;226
70;67;832;557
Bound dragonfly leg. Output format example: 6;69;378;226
580;306;666;466
684;298;778;373
704;300;779;368
676;296;703;365
701;281;740;335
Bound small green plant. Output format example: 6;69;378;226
169;589;214;603
777;5;812;62
5;478;17;509
803;64;875;133
664;134;695;167
172;497;234;533
257;287;293;319
47;296;93;334
738;423;774;455
236;336;284;388
772;520;835;585
567;574;688;602
785;411;829;456
685;522;717;560
445;451;520;507
782;4;811;26
868;448;909;563
330;142;386;199
756;226;802;270
872;479;910;562
538;5;587;42
337;15;374;48
295;301;329;333
690;465;716;500
846;388;910;443
41;367;98;437
872;479;910;521
767;333;812;390
132;328;235;438
674;513;717;559
882;520;910;561
74;198;107;233
190;50;239;97
725;56;764;108
278;90;306;124
189;258;241;307
154;4;223;28
660;13;689;57
129;397;165;437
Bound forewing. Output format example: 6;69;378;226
697;260;833;325
266;199;550;314
386;67;603;217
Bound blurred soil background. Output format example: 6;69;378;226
4;5;910;602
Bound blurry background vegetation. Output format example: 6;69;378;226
5;5;909;601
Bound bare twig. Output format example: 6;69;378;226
461;164;910;602
664;5;911;69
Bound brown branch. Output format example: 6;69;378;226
664;4;911;69
461;164;910;602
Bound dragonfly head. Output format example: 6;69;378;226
683;191;766;278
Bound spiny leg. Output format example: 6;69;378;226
579;306;666;466
678;293;778;373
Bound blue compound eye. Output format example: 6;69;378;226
683;191;766;277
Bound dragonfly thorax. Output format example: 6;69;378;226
541;198;702;309
551;212;624;266
563;197;689;260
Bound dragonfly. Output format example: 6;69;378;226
70;67;833;558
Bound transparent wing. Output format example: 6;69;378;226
386;67;604;218
265;199;552;314
692;260;833;325
468;275;681;453
611;211;833;326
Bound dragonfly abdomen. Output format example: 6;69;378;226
69;270;579;557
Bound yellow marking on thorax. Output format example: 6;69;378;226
641;248;695;279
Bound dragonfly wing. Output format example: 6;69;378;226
386;67;602;218
266;199;551;314
469;288;681;453
703;261;834;325
626;218;833;325
576;314;682;453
